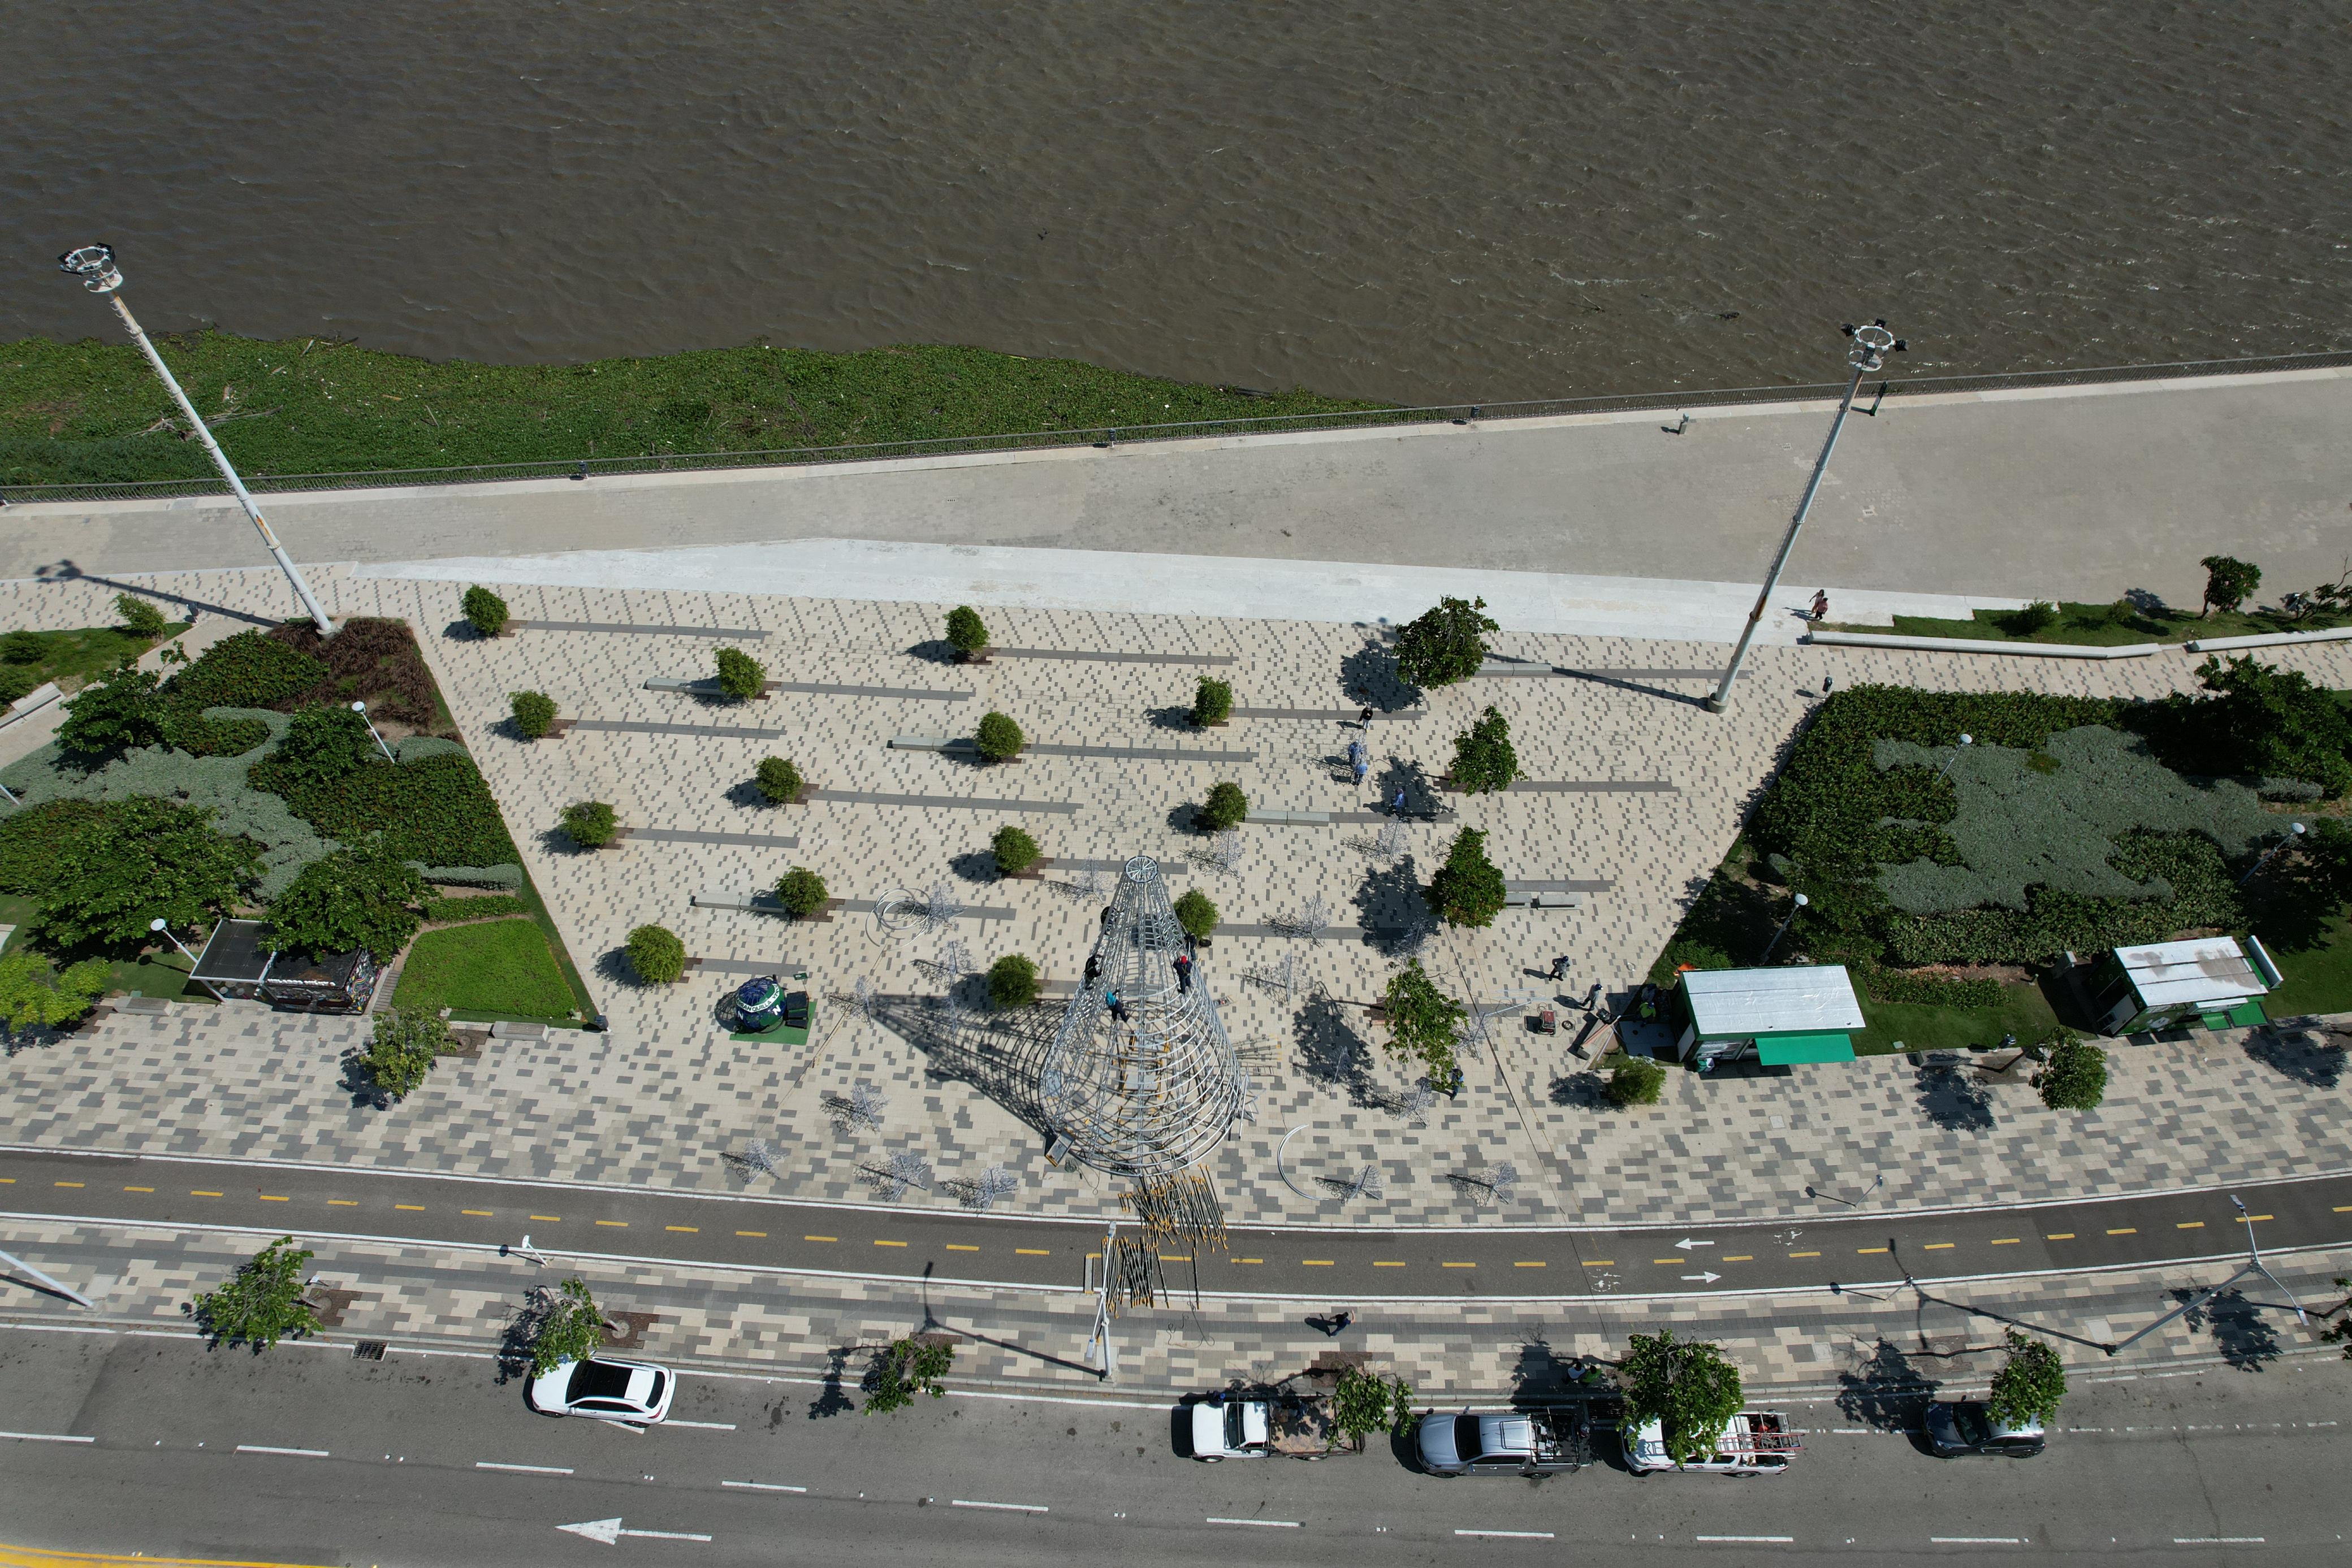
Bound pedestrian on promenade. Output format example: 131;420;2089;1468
1173;952;1193;993
1822;675;1834;695
1584;981;1605;1012
1357;705;1373;728
1810;589;1830;622
1549;954;1570;983
1320;1309;1355;1337
1392;787;1408;817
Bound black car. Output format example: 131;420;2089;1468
1925;1401;2044;1458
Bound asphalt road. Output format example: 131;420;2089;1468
1;1325;2346;1567
6;1146;2350;1304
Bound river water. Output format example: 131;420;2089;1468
7;1;2346;401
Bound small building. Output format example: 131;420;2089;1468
2083;935;2280;1037
189;919;380;1014
1673;964;1866;1068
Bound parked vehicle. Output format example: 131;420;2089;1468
1623;1411;1797;1475
528;1355;676;1426
1416;1407;1593;1476
1925;1401;2045;1458
1188;1391;1362;1461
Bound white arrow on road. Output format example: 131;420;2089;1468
1681;1271;1723;1284
1675;1238;1715;1249
558;1519;714;1546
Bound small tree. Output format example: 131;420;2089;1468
864;1336;954;1415
990;825;1040;876
1381;959;1464;1085
1394;595;1498;690
561;800;619;848
1620;1329;1745;1467
193;1236;319;1351
264;839;426;961
510;690;556;740
2199;555;2262;618
2034;1030;2108;1110
1448;704;1520;795
38;796;259;951
945;606;989;660
360;1006;446;1101
974;711;1024;763
715;646;767;700
0;948;111;1030
529;1277;607;1376
2003;600;2059;636
1986;1329;2066;1428
1426;826;1507;928
462;584;509;638
626;923;686;984
1331;1366;1415;1443
755;756;803;804
1173;887;1219;942
115;592;168;639
1197;781;1249;831
986;954;1040;1010
55;662;167;756
1190;676;1234;727
1607;1056;1666;1107
777;866;829;919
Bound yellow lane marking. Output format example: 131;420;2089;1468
1990;1237;2020;1245
666;1225;698;1233
0;1535;347;1567
1159;1254;1191;1262
874;1239;907;1248
1015;1248;1052;1257
1857;1247;1889;1255
1583;1259;1614;1267
125;1186;154;1193
805;1235;836;1242
1654;1257;1685;1264
2247;1215;2273;1222
1230;1257;1262;1264
395;1204;425;1212
1373;1261;1407;1268
0;1177;12;1183
1922;1242;1954;1250
1442;1262;1476;1269
1302;1260;1335;1267
2047;1232;2076;1240
54;1182;84;1189
1723;1254;1753;1262
327;1199;357;1207
1789;1251;1821;1259
945;1244;978;1251
257;1195;288;1202
2336;1205;2352;1213
595;1220;628;1228
191;1190;223;1198
2106;1227;2137;1236
736;1230;767;1238
1514;1261;1546;1268
462;1209;494;1217
2176;1221;2204;1229
531;1214;561;1222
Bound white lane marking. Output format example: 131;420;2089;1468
2173;1539;2265;1546
1933;1538;2024;1545
478;1460;576;1474
1208;1518;1301;1528
952;1499;1048;1514
236;1444;328;1457
721;1480;806;1493
1698;1536;1796;1544
559;1518;713;1544
0;1431;94;1444
1457;1528;1557;1539
666;1419;737;1430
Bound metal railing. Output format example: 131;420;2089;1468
6;346;2346;506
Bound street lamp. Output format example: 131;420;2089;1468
55;244;338;637
2239;821;2306;886
1707;320;1905;714
1933;734;1973;785
1761;892;1808;963
150;917;224;1001
351;700;395;763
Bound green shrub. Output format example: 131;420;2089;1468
246;705;378;797
263;618;442;729
1197;781;1249;831
1331;1367;1417;1442
945;605;989;656
360;1006;446;1101
264;839;426;961
192;1236;319;1351
991;824;1040;876
2129;655;2352;798
0;664;38;706
863;1336;954;1415
528;1278;606;1377
1859;967;2003;1008
265;751;521;869
777;866;829;919
0;799;113;894
2002;600;2059;636
715;646;767;700
461;585;509;638
55;663;167;756
0;630;42;664
1987;1329;2067;1427
509;691;556;739
626;923;686;984
974;711;1024;763
168;709;274;757
1394;595;1498;689
159;630;327;714
2034;1030;2108;1110
1190;677;1233;726
986;954;1040;1010
0;948;113;1030
1426;826;1507;928
114;593;168;639
1884;831;2244;967
1173;887;1219;941
1381;959;1463;1085
1449;704;1520;795
423;893;528;924
561;800;618;848
754;756;803;803
1606;1057;1667;1108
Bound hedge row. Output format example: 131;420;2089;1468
265;751;520;869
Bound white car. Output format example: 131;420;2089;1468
528;1355;676;1426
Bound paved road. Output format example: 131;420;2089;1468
1;1325;2345;1566
7;1147;2349;1307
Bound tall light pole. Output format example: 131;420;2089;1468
56;245;338;636
150;917;224;1002
1934;734;1973;785
1706;320;1905;714
1761;891;1808;963
351;700;395;763
2239;822;2306;886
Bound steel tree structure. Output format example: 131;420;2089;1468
1039;856;1246;1181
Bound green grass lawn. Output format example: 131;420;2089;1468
392;918;577;1023
1828;601;2346;648
0;622;189;691
1851;978;2064;1056
2267;911;2352;1017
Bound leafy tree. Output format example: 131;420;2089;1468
561;800;619;848
2034;1030;2108;1110
193;1236;319;1351
1381;959;1464;1085
1394;595;1498;690
755;756;803;803
55;662;167;756
864;1336;954;1414
461;584;509;637
1190;676;1233;726
777;866;829;919
2281;561;2352;624
990;825;1040;875
2140;654;2352;798
264;839;425;961
528;1277;608;1376
38;796;260;952
0;629;43;664
1425;826;1507;928
715;646;767;700
247;704;376;796
360;1006;446;1101
626;923;686;984
1197;781;1249;831
986;954;1040;1010
1620;1330;1745;1467
974;711;1024;763
1448;704;1520;795
944;605;989;658
2324;1277;2352;1361
1607;1056;1666;1107
510;690;557;739
1331;1366;1415;1443
114;592;168;639
2199;555;2262;617
0;948;112;1030
1172;887;1219;941
1986;1329;2066;1427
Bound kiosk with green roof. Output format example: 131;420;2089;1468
1672;964;1865;1069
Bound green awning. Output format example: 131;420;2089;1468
1756;1032;1856;1065
2224;999;2268;1029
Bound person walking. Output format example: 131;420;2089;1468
1810;589;1830;622
1549;954;1570;984
1392;786;1408;818
1172;952;1193;993
1357;705;1373;729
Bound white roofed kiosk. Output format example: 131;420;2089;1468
2082;936;2281;1037
1671;965;1866;1069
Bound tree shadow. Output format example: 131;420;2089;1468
1353;856;1432;957
1507;1336;1605;1406
1165;802;1202;833
905;638;958;666
1145;704;1195;733
721;778;776;810
808;1345;857;1417
2243;1024;2347;1089
1293;990;1377;1106
1548;1072;1611;1110
1372;757;1442;820
1835;1339;1934;1431
1913;1062;1995;1131
946;850;998;886
335;1048;390;1111
1339;636;1417;712
2177;1286;2283;1371
593;947;648;991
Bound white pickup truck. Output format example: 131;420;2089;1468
1623;1411;1799;1475
1189;1393;1361;1461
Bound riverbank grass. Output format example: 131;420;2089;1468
1828;601;2350;648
